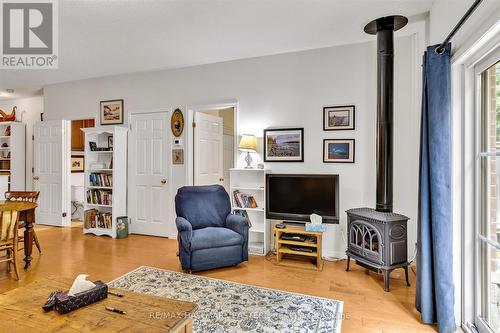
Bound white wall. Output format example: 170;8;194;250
44;35;421;258
0;96;43;190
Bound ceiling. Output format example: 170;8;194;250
0;0;435;100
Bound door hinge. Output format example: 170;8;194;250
32;135;34;141
129;123;132;131
192;122;196;128
32;167;34;173
62;212;67;217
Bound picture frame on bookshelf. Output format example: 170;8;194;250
107;135;113;149
323;105;355;131
71;155;84;173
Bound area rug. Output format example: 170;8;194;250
109;266;343;333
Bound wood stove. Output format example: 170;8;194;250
345;15;411;292
346;208;410;291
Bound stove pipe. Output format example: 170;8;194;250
364;15;408;213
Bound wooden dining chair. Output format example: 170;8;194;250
5;191;41;253
0;208;21;280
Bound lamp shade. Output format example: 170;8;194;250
238;134;257;151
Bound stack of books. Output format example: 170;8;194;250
89;173;112;187
87;189;112;205
232;190;258;208
84;209;112;229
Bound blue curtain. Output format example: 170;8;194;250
416;43;456;333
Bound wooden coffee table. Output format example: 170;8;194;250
0;277;197;332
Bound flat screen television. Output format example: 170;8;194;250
266;174;339;224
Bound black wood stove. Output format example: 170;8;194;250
345;15;410;292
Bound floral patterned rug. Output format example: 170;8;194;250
109;266;343;333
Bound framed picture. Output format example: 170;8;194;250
71;155;85;172
323;139;355;163
107;136;113;149
172;148;184;165
264;128;304;162
171;108;184;137
100;99;124;125
323;105;355;131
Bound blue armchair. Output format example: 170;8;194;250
175;185;250;272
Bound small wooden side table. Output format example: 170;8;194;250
275;226;323;271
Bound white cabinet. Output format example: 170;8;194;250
82;127;127;238
229;168;269;255
0;122;25;191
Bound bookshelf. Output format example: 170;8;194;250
0;122;25;191
82;126;127;238
229;168;269;255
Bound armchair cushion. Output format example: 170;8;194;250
175;185;231;230
191;227;243;251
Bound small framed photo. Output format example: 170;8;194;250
100;99;124;125
264;128;304;162
323;105;355;131
107;136;114;149
71;155;85;173
323;139;355;163
172;148;184;165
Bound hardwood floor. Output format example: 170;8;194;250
0;225;436;332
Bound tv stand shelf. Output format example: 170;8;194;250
275;226;323;271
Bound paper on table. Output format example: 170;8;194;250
68;274;96;296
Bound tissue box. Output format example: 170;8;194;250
55;280;108;314
305;223;327;232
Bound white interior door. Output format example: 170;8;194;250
194;112;223;186
33;120;69;226
129;112;170;237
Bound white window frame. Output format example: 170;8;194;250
453;20;500;333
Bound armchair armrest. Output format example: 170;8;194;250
176;217;193;270
226;214;250;261
226;214;251;234
176;216;193;234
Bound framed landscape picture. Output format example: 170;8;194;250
323;105;355;130
323;139;355;163
264;128;304;162
100;99;124;125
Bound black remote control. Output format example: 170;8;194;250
42;290;61;311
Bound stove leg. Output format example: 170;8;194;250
383;270;390;292
345;256;350;271
404;265;410;287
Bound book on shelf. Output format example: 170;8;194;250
89;173;113;187
86;189;112;205
84;209;112;229
232;190;258;208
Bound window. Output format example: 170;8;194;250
479;59;500;333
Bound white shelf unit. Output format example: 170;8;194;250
229;168;269;255
0;122;25;191
82;127;127;238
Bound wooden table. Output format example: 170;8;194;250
275;226;324;271
0;200;37;269
0;277;198;332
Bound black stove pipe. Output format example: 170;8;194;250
364;15;407;213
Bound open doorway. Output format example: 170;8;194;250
192;105;236;192
69;119;95;225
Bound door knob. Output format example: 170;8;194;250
161;179;167;184
33;176;39;181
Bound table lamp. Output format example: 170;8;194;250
239;134;257;168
